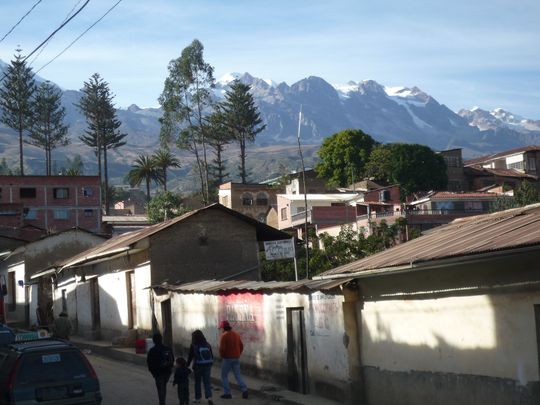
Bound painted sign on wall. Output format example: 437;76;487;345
218;293;264;342
310;292;341;336
264;239;295;260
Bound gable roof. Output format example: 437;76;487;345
59;203;290;270
317;203;540;279
465;165;538;180
464;145;540;166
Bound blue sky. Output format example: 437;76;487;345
0;0;539;118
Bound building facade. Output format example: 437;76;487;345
0;176;102;233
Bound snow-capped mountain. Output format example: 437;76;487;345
1;59;540;178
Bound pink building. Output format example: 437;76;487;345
0;176;102;233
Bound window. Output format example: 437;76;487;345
54;208;69;220
464;201;483;211
241;192;253;206
281;207;288;220
256;192;268;206
508;161;524;170
53;188;69;199
20;188;36;198
444;156;460;168
8;272;15;312
23;208;37;220
61;289;67;313
82;187;93;197
84;209;93;217
528;158;537;172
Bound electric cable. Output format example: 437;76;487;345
22;0;90;62
35;0;123;75
0;0;44;44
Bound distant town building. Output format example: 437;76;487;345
0;176;102;233
218;182;280;223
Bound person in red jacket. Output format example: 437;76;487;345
218;320;248;399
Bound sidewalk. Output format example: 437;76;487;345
70;336;340;405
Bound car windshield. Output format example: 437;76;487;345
15;350;90;386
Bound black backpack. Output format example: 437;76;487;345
160;347;174;370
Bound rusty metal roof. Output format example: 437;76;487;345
149;278;353;295
59;204;291;270
319;204;540;277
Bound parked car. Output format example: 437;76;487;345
0;337;102;404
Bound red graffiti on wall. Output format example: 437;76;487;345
218;293;263;342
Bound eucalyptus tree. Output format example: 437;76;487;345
218;80;266;183
159;39;215;204
0;50;37;175
28;81;69;175
77;73;126;213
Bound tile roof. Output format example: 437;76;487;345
318;203;540;278
465;165;538;179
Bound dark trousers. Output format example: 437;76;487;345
177;384;189;405
193;365;212;400
154;373;170;405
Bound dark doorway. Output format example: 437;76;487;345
534;305;540;375
126;272;137;329
161;300;173;348
90;278;100;332
287;307;308;394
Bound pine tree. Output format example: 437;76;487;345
158;39;215;204
77;73;126;214
28;81;69;175
0;50;37;175
206;110;233;187
219;80;266;183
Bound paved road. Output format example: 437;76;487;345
87;352;275;405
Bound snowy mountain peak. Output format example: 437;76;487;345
217;72;243;86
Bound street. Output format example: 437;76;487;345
87;352;276;405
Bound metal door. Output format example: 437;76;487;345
287;307;308;394
161;300;173;348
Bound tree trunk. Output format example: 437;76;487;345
18;125;24;175
240;138;247;184
103;145;109;215
163;169;168;192
145;178;151;203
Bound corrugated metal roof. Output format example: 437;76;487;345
464;146;540;166
60;204;290;270
320;204;540;277
149;278;353;295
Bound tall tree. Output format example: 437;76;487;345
315;129;377;187
152;148;181;191
219;80;266;183
127;154;162;203
77;73;126;213
0;50;37;175
206;110;233;187
27;81;69;175
514;180;540;206
159;39;215;205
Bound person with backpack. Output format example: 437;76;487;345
218;320;248;399
187;330;214;405
147;333;175;405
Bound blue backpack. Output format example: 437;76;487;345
195;344;213;365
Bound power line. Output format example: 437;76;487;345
35;0;123;75
23;0;91;62
0;0;44;44
29;0;85;67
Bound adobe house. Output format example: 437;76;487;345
315;203;540;405
0;228;107;328
45;204;290;342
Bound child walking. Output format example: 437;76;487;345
172;357;191;405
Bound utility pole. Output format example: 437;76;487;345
296;105;309;279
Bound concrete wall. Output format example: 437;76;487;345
355;249;540;405
149;211;260;284
163;290;350;401
135;264;152;332
98;272;130;340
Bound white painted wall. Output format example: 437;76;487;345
6;262;26;322
75;281;93;332
135;264;152;331
361;291;540;385
28;284;38;326
98;272;129;337
167;290;349;388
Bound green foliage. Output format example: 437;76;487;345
0;50;37;175
152;148;181;192
261;220;407;281
315;129;377;187
218;80;266;183
514;180;540;206
147;191;187;223
491;195;517;212
127;154;163;202
77;73;126;213
0;158;13;175
28;81;69;175
205;110;232;186
365;143;447;199
159;39;215;205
